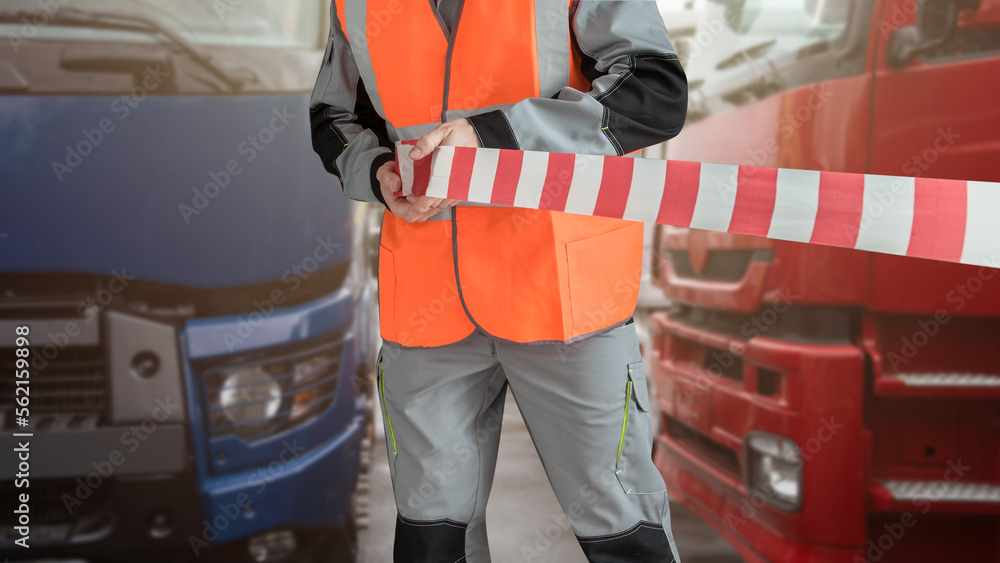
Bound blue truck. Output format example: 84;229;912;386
0;2;373;561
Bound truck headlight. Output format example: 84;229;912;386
202;336;344;441
219;366;282;437
744;432;802;512
289;353;335;421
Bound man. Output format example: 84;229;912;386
311;1;687;560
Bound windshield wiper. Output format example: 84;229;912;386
0;7;252;91
713;39;785;104
715;39;778;71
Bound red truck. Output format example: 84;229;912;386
648;0;1000;560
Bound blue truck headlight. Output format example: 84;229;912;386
289;353;334;421
202;335;344;441
219;366;283;437
744;432;803;512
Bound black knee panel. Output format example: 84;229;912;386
394;514;467;562
578;521;675;563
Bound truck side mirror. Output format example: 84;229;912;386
711;0;761;34
886;0;980;68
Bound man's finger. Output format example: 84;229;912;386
377;160;395;178
380;169;401;187
408;198;439;217
403;205;438;223
405;194;440;204
405;195;442;207
377;162;404;197
385;174;401;192
379;168;399;187
387;194;420;220
410;123;450;160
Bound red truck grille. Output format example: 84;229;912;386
668;249;774;282
654;226;780;313
666;417;742;478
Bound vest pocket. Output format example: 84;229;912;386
565;222;643;338
615;361;667;495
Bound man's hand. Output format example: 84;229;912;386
391;118;482;222
409;118;482;160
376;161;444;223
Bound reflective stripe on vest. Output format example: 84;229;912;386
357;0;640;346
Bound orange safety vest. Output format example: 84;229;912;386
355;0;643;347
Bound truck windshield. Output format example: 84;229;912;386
724;0;851;60
0;0;322;48
0;0;325;93
686;0;859;119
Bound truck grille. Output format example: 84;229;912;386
1;346;107;428
667;417;742;478
668;249;773;282
0;478;113;540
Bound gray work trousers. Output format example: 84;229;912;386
376;321;681;562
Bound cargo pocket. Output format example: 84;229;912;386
616;361;667;495
376;351;398;478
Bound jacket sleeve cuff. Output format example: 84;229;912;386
369;151;395;208
466;111;520;150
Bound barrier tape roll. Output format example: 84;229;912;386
394;141;1000;269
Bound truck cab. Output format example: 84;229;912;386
0;2;373;561
648;0;1000;559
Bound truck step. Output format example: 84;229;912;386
876;372;1000;398
893;372;1000;387
882;480;1000;504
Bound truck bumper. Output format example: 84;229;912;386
1;472;204;561
183;287;371;548
1;287;369;562
195;413;364;548
655;434;860;563
650;311;867;562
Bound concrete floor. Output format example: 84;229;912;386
357;390;742;563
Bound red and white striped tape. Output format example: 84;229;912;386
394;142;1000;268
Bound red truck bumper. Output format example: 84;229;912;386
650;311;868;562
656;433;861;563
652;309;1000;562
